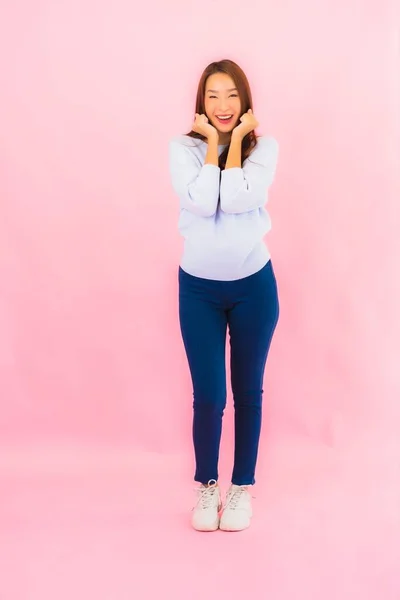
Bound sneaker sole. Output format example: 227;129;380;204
219;515;252;532
219;523;250;532
192;519;220;532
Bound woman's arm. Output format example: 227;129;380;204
220;136;279;214
169;136;221;218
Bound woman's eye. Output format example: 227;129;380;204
208;94;238;99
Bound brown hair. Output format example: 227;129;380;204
185;59;258;170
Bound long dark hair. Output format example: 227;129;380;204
185;59;258;170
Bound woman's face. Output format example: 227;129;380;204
204;72;242;137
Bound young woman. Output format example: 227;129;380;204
169;59;279;532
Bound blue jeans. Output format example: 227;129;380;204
178;260;279;486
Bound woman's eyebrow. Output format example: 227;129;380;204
206;88;238;93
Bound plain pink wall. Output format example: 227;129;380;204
0;1;399;455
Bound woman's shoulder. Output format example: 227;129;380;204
170;134;204;149
250;135;279;160
254;135;278;151
244;136;279;167
169;135;205;166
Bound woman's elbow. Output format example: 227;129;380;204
186;198;217;217
220;192;241;214
198;205;217;217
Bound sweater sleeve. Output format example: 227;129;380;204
219;137;279;214
169;137;221;217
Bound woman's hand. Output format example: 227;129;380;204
192;113;218;140
232;109;259;140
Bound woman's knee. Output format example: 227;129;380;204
193;391;227;413
233;389;263;408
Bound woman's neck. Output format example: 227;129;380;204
218;133;231;145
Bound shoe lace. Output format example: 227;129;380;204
193;480;219;510
224;486;251;510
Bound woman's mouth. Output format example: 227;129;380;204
215;115;234;126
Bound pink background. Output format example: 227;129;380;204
0;1;399;599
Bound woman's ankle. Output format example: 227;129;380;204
200;479;218;488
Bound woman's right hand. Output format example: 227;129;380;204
192;113;218;140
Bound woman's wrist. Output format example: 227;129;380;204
206;131;219;144
230;130;244;144
204;133;219;166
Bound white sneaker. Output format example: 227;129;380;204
219;485;253;531
191;479;221;532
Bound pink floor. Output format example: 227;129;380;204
1;437;399;600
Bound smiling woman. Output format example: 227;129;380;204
204;77;241;135
185;59;258;169
169;58;280;533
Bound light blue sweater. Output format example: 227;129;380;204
169;135;279;281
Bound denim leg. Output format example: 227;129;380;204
179;269;228;484
228;262;279;485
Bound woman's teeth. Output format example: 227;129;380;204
216;115;234;126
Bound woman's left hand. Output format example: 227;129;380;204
232;109;259;139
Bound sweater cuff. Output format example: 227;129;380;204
221;167;245;195
199;163;221;187
202;163;221;175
